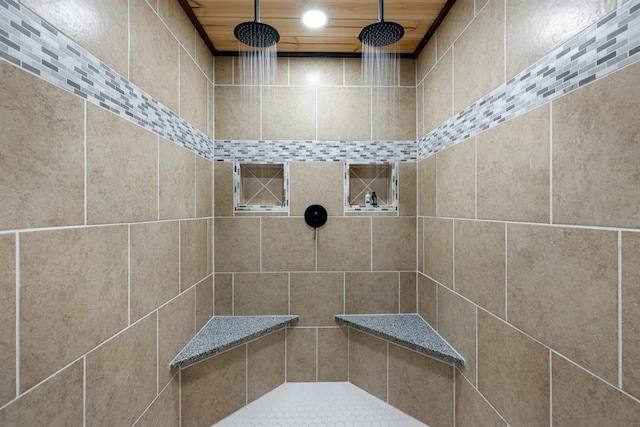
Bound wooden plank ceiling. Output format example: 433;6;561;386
185;0;450;56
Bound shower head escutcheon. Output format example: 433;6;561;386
359;0;404;47
234;0;280;48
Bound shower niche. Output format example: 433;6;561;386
345;162;398;212
234;163;289;212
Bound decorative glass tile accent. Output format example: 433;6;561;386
417;0;640;160
0;0;213;160
233;162;289;212
344;162;398;212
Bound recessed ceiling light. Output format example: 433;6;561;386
302;9;327;29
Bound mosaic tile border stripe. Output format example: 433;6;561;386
214;140;417;163
417;0;640;160
0;0;212;159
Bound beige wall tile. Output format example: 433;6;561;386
506;0;616;78
286;328;316;382
214;57;233;84
196;276;213;330
214;85;261;139
133;376;180;427
318;328;348;381
195;35;214;82
344;58;363;86
234;273;288;315
248;330;285;402
318;218;371;271
418;218;425;274
86;313;157;427
180;49;208;134
22;0;128;76
0;62;84;230
438;286;476;385
181;346;246;427
0;235;15;406
214;273;233;315
130;0;178;112
372;87;416;140
0;360;82;426
263;218;316;272
158;0;196;55
215;218;261;272
417;37;436;82
417;80;425;138
181;219;208;289
400;59;416;86
20;226;127;390
372;217;416;271
317;87;371;140
418;274;437;326
553;61;640;228
437;137;475;218
289;58;343;86
478;310;549;426
158;289;195;388
424;49;453;133
346;272;398;314
477;104;550;223
455;371;506;427
622;232;640;398
399;162;417;217
418;156;437;217
400;272;417;313
348;329;387;401
389;344;454;426
214;162;234;217
87;104;158;224
454;220;505;318
437;0;474;59
424;217;453;288
159;138;195;220
196;156;213;218
475;0;490;13
290;273;343;326
290;162;344;217
453;0;505;112
552;353;640;425
263;87;316;140
130;221;179;322
507;224;618;384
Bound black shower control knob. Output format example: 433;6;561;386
304;204;328;229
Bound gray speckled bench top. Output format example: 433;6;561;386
335;314;465;365
170;315;299;369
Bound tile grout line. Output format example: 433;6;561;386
178;371;182;427
386;341;390;403
475;305;478;387
83;100;88;226
178;221;182;291
315;328;319;382
83;356;87;427
245;344;248;405
156;308;160;396
15;232;20;398
452;220;456;291
618;230;623;389
452;366;456;426
504;223;508;322
549;102;554;224
549;349;553;427
127;225;131;326
127;0;131;80
157;136;160;221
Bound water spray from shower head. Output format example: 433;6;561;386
359;0;404;47
234;0;280;48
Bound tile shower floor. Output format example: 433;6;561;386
214;382;428;426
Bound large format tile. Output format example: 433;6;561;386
87;104;158;224
159;138;195;220
348;329;387;401
0;360;83;426
215;218;261;272
437;138;475;218
622;232;640;399
214;273;233;315
436;0;474;59
262;218;315;271
400;272;417;313
506;0;616;78
0;61;84;230
20;226;128;390
438;287;476;385
214;162;234;217
418;156;437;217
453;0;505;112
289;58;343;86
372;217;416;271
477;310;549;426
477;105;550;223
346;273;398;314
290;163;344;217
248;330;285;402
418;274;437;326
552;354;640;426
158;289;195;388
214;85;261;140
455;371;506;427
133;377;180;427
424;218;453;287
86;313;157;427
264;87;316;140
290;273;343;326
286;328;316;382
398;163;417;217
196;276;213;330
318;328;348;381
234;273;288;315
372;87;416;140
181;346;246;427
317;218;371;272
507;224;618;384
130;221;179;322
454;220;505;318
180;48;209;133
424;49;453;133
0;235;15;406
317;87;371;140
158;0;196;55
389;344;454;426
196;155;213;218
417;37;436;82
180;219;208;289
553;61;640;228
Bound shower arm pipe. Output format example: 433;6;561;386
379;0;384;22
255;0;260;22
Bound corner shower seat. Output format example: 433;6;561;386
335;314;465;365
170;315;299;369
